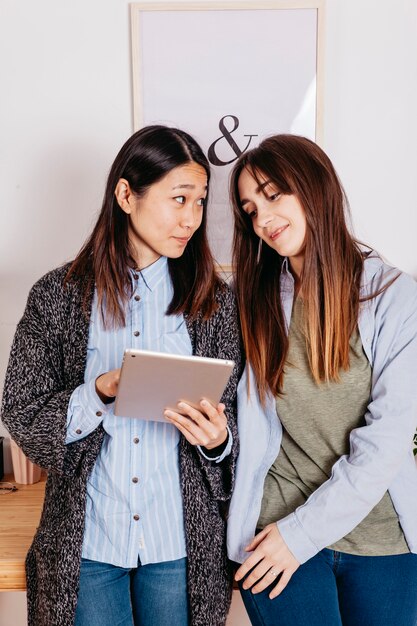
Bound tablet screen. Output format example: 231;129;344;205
114;349;235;421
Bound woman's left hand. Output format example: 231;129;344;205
164;399;228;449
235;524;300;599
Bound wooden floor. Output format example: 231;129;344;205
0;473;46;591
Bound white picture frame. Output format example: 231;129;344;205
131;1;325;269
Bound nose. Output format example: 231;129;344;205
180;203;200;230
254;204;274;229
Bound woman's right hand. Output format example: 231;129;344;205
235;523;300;599
95;369;121;403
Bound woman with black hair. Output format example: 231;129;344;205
2;125;242;626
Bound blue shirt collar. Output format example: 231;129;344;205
131;256;168;292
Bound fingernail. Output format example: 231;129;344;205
164;410;174;418
201;400;208;406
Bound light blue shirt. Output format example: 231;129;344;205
66;257;192;566
227;252;417;564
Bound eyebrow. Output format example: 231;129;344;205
172;183;208;191
257;181;270;192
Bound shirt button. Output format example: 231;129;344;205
133;330;140;337
133;514;140;521
133;437;139;444
134;295;141;302
132;477;139;484
76;429;82;435
133;273;139;280
96;411;102;417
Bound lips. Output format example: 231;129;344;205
173;237;190;245
269;224;289;241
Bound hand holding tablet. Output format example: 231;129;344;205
164;398;229;449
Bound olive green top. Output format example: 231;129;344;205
258;298;408;556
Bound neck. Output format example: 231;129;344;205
289;258;302;283
288;257;303;298
135;255;162;271
130;242;161;271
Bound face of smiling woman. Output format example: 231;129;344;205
115;162;208;270
238;166;307;279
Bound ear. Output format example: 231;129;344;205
115;178;134;214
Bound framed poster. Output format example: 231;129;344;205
131;1;325;269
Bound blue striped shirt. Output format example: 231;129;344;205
66;256;190;566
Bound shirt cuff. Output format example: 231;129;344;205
66;379;112;443
276;512;320;564
197;425;233;463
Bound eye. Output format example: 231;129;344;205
174;196;186;204
196;197;206;207
246;208;257;219
269;192;281;201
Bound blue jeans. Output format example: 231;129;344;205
238;549;417;626
74;557;189;626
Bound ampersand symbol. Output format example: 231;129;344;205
208;115;258;166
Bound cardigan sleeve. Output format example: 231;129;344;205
189;284;244;501
1;272;104;476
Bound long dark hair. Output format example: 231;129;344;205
66;125;221;327
231;134;365;401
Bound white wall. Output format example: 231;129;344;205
1;0;416;624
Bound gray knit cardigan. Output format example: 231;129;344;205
1;265;243;626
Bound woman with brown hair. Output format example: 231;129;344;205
227;134;417;626
1;125;242;626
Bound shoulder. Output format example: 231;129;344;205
362;251;417;314
213;279;237;311
25;262;90;320
209;281;239;335
360;253;417;352
192;280;241;346
29;264;71;297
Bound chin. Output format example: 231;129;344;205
164;248;187;259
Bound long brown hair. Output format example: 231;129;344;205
231;134;365;402
66;125;221;327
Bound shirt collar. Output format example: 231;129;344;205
131;256;168;292
281;257;290;273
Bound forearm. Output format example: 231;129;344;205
66;380;110;443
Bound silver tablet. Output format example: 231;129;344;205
114;348;235;421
